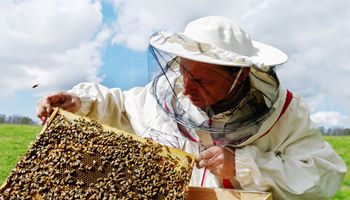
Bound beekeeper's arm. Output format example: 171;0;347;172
234;95;346;199
67;82;132;131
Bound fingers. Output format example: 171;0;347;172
36;92;70;124
196;146;223;168
196;146;221;161
197;153;224;169
195;146;236;178
36;98;52;124
36;92;81;124
40;116;48;125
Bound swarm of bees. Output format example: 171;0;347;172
0;109;194;199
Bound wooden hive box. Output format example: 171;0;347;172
187;187;272;200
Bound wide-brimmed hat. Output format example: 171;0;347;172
149;16;288;67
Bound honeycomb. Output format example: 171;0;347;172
0;108;194;199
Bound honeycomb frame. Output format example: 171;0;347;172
0;108;194;199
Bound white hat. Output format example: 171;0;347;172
149;16;288;67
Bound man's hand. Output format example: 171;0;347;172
36;92;81;124
195;146;236;178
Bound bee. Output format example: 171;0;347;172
32;84;39;88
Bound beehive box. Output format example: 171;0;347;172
187;187;272;200
0;108;194;199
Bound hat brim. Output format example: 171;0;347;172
149;31;288;67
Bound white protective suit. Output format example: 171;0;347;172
68;71;346;200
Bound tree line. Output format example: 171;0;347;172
319;127;350;136
0;114;37;125
0;113;349;135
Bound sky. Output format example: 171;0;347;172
0;0;349;128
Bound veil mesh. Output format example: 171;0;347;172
148;45;280;146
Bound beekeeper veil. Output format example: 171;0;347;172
148;16;288;146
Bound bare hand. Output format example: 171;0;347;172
36;91;81;124
195;146;235;178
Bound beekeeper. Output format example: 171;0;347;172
36;16;346;199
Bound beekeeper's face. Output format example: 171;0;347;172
180;58;241;108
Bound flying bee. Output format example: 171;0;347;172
32;84;39;88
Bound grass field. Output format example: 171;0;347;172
0;124;349;199
324;136;350;200
0;124;42;183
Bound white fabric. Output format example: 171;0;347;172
149;16;288;67
184;16;255;56
68;81;346;200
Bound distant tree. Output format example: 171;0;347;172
0;114;5;123
345;128;350;136
7;116;13;124
319;126;326;135
0;113;37;125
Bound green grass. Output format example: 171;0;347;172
0;124;41;183
0;125;349;199
324;136;350;200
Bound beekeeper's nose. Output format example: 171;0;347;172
182;72;196;96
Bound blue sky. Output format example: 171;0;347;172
0;0;349;128
99;1;148;89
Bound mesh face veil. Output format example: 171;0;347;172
148;45;280;146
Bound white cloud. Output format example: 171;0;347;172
0;0;108;99
109;0;350;126
109;0;260;50
240;0;350;116
311;111;350;128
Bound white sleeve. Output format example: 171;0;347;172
234;96;346;200
67;82;132;131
